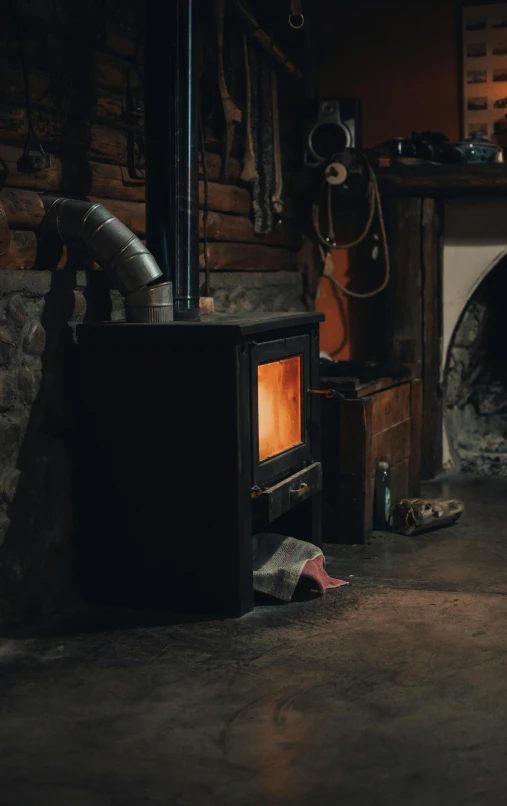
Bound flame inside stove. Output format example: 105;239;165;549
258;356;302;462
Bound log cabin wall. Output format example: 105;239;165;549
0;0;308;310
0;0;310;628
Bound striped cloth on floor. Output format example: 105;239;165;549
253;533;348;602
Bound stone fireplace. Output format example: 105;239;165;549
443;199;507;471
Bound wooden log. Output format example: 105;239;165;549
91;53;142;94
0;232;298;273
200;183;250;215
0;231;37;270
0;190;275;249
202;211;298;248
88;162;145;201
0;59;51;106
87;197;145;234
390;497;464;535
199;243;296;272
0;145;145;202
200;151;241;183
0;59;142;132
1;139;241;192
8;6;141;60
103;24;143;60
0;189;45;228
0;230;97;272
0;105;136;164
0;32;142;94
0;185;251;236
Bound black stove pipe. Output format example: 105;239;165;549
145;0;200;321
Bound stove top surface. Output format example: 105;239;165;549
80;311;324;336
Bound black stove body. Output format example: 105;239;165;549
78;311;324;617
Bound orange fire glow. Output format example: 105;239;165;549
258;356;302;462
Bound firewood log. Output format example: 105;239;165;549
390;498;464;536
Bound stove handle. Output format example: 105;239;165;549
307;388;345;400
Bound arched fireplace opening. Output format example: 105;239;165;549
445;258;507;475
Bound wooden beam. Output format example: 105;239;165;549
386;198;423;371
377;163;507;197
421;198;443;479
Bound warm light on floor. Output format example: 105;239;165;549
258;356;302;461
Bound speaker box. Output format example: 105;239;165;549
303;98;362;167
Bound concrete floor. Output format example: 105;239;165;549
1;474;507;805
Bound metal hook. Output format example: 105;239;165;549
288;13;304;29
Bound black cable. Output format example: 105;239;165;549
13;0;49;169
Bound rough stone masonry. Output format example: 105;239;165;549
445;288;507;476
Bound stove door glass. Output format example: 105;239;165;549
258;355;302;461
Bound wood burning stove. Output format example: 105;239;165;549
78;311;323;618
76;1;324;619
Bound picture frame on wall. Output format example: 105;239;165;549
462;2;507;145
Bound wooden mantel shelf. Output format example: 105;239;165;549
376;163;507;197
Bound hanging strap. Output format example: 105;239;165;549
14;0;50;172
271;67;284;216
214;0;242;183
241;34;258;183
125;66;145;181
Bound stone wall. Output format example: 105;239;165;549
200;271;306;314
0;269;305;629
445;265;507;475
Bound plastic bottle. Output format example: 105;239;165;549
373;461;391;530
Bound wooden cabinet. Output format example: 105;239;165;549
321;376;422;544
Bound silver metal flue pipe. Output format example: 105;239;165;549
42;197;173;322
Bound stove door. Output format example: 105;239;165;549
251;334;312;486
